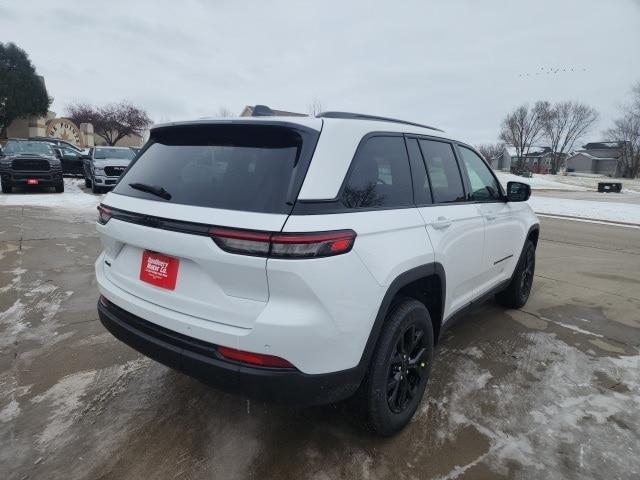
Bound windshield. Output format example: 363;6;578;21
4;141;53;156
94;148;135;160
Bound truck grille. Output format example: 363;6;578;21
12;159;50;171
105;166;126;177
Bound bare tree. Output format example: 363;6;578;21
543;101;598;174
476;143;506;166
307;97;325;116
605;81;640;178
217;106;233;117
499;101;550;169
631;81;640;119
607;115;640;178
67;101;151;146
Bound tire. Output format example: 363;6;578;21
85;177;91;188
1;180;12;194
55;181;64;193
360;297;434;436
496;239;536;309
91;181;101;194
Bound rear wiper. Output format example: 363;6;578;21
128;182;172;200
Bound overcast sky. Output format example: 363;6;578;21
2;0;640;145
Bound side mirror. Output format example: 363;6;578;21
506;181;531;202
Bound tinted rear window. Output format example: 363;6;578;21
341;136;413;209
114;125;308;214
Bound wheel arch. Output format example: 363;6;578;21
357;263;446;374
527;223;540;248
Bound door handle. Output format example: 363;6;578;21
431;216;452;230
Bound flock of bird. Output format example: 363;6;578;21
518;67;588;77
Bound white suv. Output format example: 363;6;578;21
95;110;539;435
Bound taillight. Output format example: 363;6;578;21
209;228;356;259
271;231;356;258
97;204;112;225
217;346;294;368
209;227;271;256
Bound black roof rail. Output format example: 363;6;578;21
316;111;443;132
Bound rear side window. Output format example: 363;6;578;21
341;136;412;209
418;139;466;203
114;125;309;214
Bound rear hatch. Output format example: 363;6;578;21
98;120;321;329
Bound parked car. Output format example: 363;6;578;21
0;139;64;193
30;136;84;153
83;146;136;193
57;146;85;175
95;111;538;435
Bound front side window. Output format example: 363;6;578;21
62;148;80;158
418;139;465;203
458;146;502;201
341;136;412;209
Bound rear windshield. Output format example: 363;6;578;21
113;124;308;214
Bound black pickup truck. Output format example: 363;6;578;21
0;139;64;193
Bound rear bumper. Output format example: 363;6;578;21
98;297;362;405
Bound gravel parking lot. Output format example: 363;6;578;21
1;197;639;479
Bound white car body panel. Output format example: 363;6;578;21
418;204;486;319
297;119;451;200
95;116;539;377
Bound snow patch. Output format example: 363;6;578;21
496;172;587;191
0;399;20;423
527;196;640;224
0;178;101;210
31;370;96;448
434;333;640;478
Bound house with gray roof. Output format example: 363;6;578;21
565;142;622;176
507;146;561;173
240;105;306;117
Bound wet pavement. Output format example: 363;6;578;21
1;207;639;480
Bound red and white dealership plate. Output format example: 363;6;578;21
139;250;179;290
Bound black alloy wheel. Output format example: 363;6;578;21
496;239;536;309
387;323;428;413
361;297;434;436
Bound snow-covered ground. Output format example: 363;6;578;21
528;196;640;225
495;172;587;191
495;171;640;194
494;172;640;224
551;173;640;194
0;178;102;210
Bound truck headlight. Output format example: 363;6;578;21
94;167;105;175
